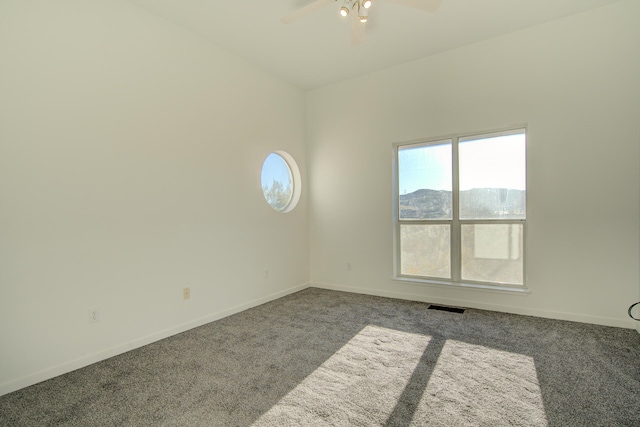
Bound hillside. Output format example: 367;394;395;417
399;188;525;219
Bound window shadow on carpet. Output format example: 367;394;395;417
383;334;446;426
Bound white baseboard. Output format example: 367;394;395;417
311;281;638;330
0;282;311;397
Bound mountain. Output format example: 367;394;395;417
399;189;451;219
399;188;525;220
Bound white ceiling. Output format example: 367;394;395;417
126;0;622;90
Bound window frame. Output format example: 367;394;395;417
261;150;302;213
392;127;528;293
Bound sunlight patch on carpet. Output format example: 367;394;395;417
251;325;549;426
411;339;548;426
251;325;431;426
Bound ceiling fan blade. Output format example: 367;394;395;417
385;0;443;13
281;0;335;24
351;12;366;46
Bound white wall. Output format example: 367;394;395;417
0;0;308;395
307;0;640;329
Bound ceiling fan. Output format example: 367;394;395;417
281;0;443;45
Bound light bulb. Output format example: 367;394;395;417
362;0;372;9
340;6;349;17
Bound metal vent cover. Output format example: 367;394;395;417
428;304;465;314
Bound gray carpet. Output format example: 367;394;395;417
1;288;639;426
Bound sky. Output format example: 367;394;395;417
261;153;293;189
398;133;526;194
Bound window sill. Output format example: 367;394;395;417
393;276;531;295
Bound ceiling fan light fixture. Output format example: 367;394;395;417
359;6;368;22
340;5;350;17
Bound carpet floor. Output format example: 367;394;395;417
1;287;639;426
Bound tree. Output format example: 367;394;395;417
263;180;292;211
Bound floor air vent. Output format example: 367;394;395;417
428;305;465;314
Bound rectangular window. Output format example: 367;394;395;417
394;128;526;289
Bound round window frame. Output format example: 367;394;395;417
261;151;301;213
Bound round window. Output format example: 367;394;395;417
261;151;301;213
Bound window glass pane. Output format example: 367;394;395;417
261;153;293;212
398;142;452;220
461;224;523;285
400;224;450;278
459;132;526;220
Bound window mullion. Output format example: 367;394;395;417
451;137;461;282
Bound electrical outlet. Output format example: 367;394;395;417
347;262;352;271
88;308;100;323
265;270;269;279
183;287;190;300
